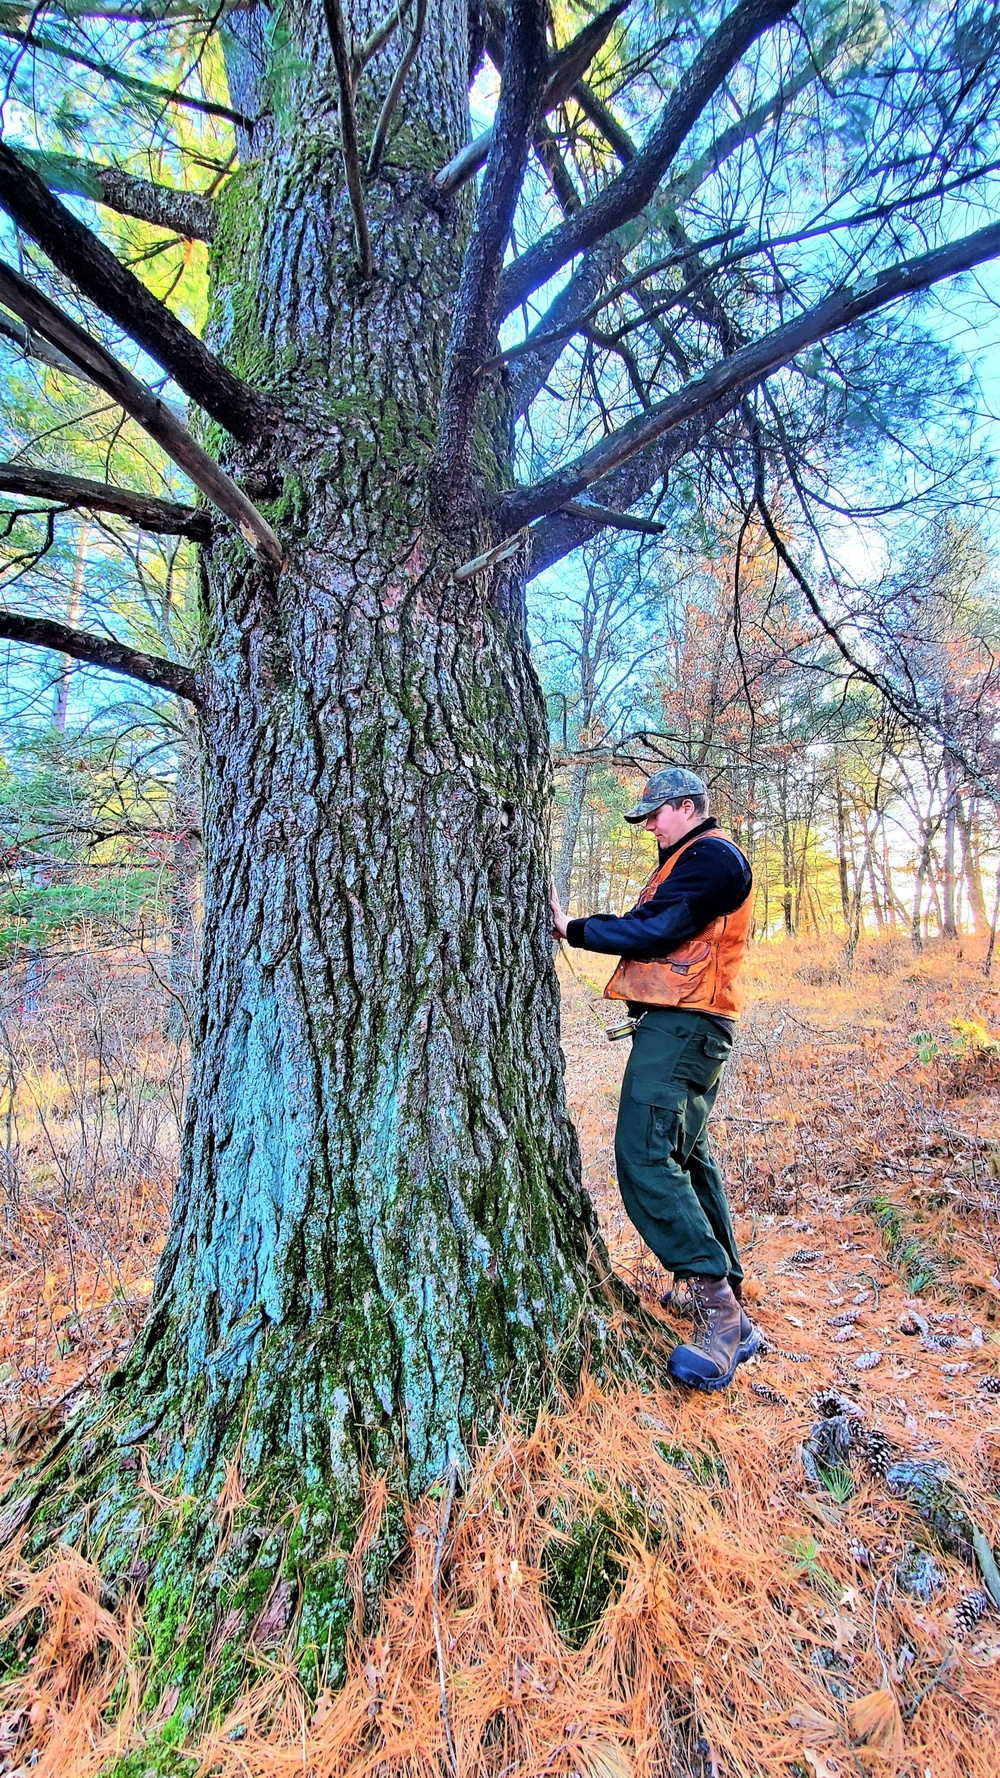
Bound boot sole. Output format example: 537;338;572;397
668;1325;763;1393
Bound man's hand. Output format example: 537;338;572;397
550;884;569;941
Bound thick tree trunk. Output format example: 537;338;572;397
3;0;643;1726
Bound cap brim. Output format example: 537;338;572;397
624;801;664;824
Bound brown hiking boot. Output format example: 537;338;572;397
667;1276;746;1391
730;1277;764;1361
661;1278;763;1363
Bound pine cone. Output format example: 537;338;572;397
750;1381;788;1406
852;1426;895;1478
977;1375;1000;1395
954;1590;990;1639
847;1536;873;1569
812;1389;862;1420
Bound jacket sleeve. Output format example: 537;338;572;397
565;838;751;959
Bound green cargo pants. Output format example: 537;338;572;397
614;1005;743;1285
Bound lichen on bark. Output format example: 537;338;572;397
0;0;661;1727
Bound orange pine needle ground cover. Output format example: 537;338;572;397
1;935;999;1776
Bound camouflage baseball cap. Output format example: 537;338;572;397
623;766;707;823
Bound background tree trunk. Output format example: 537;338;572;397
942;754;959;937
834;772;851;927
166;728;201;1040
555;761;590;908
958;797;987;934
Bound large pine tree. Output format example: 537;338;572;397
2;0;1000;1715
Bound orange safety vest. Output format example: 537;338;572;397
603;829;752;1018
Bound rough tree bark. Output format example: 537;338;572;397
7;0;1000;1741
2;0;634;1725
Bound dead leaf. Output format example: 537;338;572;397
252;1576;292;1648
578;1742;633;1778
144;1683;180;1730
830;1612;860;1653
789;1703;842;1744
803;1748;845;1778
848;1688;904;1757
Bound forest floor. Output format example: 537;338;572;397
0;935;999;1776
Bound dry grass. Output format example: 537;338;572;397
0;947;182;1433
2;934;1000;1776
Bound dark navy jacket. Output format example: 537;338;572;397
565;818;752;961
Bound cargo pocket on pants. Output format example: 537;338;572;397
628;1078;686;1164
676;1032;731;1094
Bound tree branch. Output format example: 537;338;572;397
0;138;264;439
507;244;617;417
367;0;427;176
527;404;726;576
532;118;580;216
558;498;665;534
434;0;549;510
0;303;87;379
503;218;1000;533
569;79;636;163
0;609;201;703
0;260;283;570
496;0;795;321
434;0;629;200
321;0;373;280
18;148;216;240
0;25;251;126
506;38;847;421
354;0;410;74
504;228;743;415
0;464;211;539
752;485;1000;809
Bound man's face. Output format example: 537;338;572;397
645;798;697;848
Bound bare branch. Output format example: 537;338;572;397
0;25;251;126
0;260;284;570
0;139;265;439
558;499;664;535
0;609;201;703
496;0;796;321
501;227;743;373
532;119;580;216
354;0;410;75
507;24;848;418
434;0;629;200
569;79;636;163
507;245;617;419
19;149;216;240
0;464;211;539
0;304;86;379
321;0;373;281
434;0;549;510
367;0;427;177
502;218;1000;533
527;406;724;577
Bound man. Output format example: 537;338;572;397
550;767;760;1391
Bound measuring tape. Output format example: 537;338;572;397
556;939;646;1043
